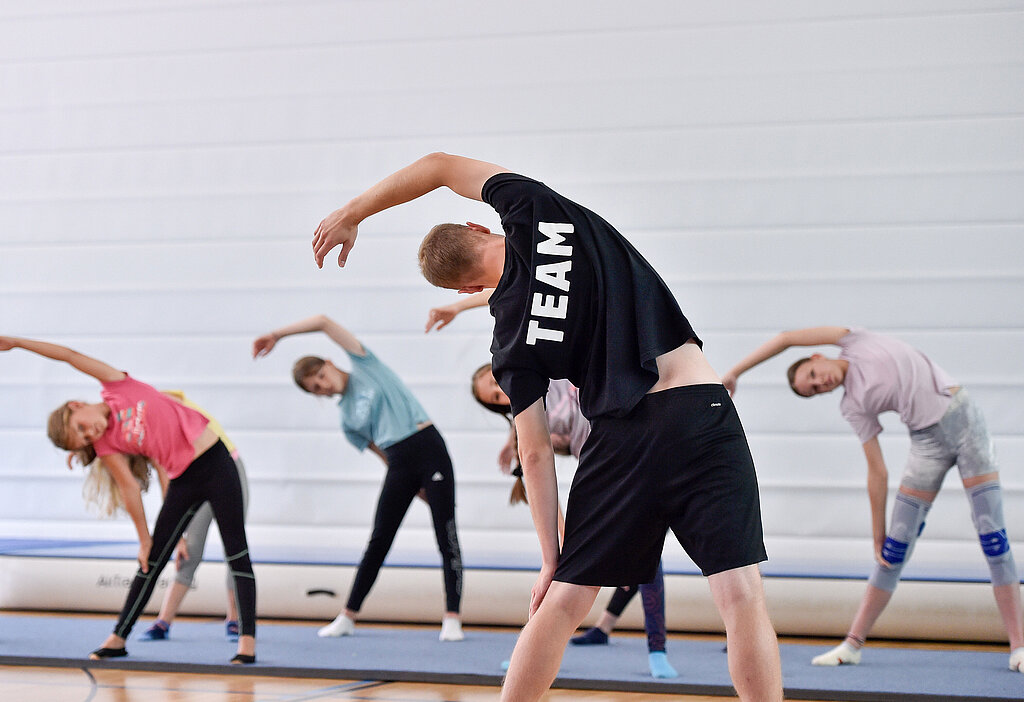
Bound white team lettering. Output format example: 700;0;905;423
526;320;564;344
536;222;573;256
535;261;572;292
526;222;573;345
531;292;568;319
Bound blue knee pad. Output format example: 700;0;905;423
869;492;931;592
969;481;1018;586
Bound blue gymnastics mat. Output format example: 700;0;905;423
0;615;1020;700
0;536;1001;583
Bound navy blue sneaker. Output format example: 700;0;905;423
140;620;169;641
569;627;609;645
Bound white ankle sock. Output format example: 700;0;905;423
439;616;464;641
317;613;355;638
1009;647;1024;672
811;640;862;666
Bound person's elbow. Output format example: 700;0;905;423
518;445;553;473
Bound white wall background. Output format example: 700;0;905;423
1;1;1023;593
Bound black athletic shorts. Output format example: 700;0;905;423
553;384;767;586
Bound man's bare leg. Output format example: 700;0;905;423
708;564;783;702
501;581;599;702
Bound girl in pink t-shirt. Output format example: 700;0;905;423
0;336;256;665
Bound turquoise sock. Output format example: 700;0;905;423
648;651;677;679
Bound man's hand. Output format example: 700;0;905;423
313;207;358;269
425;305;459;333
529;564;556;618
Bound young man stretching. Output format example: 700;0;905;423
312;153;783;701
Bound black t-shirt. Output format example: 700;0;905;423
484;173;700;420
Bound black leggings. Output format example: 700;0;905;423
113;440;256;639
346;425;462;613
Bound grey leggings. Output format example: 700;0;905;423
174;454;249;591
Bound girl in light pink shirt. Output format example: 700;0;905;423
0;336;256;665
726;326;1023;673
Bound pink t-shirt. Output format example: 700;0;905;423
838;329;956;444
92;375;210;479
545;379;591;459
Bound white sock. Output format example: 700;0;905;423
811;640;862;666
317;613;355;638
1010;647;1024;672
439;616;464;642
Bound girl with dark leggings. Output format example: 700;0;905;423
253;314;464;641
0;336;256;664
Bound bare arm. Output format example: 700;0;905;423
722;326;849;394
425;289;495;333
0;336;124;383
514;399;560;617
253;314;364;358
861;436;891;567
154;462;170;499
100;453;154;573
312;152;510;268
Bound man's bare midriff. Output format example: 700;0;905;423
648;339;722;394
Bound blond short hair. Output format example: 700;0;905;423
418;223;482;289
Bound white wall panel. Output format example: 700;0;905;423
1;1;1022;624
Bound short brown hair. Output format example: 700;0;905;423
292;355;326;393
786;357;812;397
418;223;481;289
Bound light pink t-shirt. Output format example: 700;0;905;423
93;375;210;479
545;379;591;459
838;329;956;444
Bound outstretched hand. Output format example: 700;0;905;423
312;208;358;269
425;305;459;333
252;334;277;359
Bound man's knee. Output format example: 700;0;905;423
708;563;767;614
544;581;600;622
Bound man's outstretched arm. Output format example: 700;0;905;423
312;152;509;268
